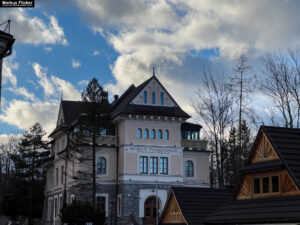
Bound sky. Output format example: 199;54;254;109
1;0;300;143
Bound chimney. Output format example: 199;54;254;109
114;95;119;101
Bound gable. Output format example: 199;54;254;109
56;104;65;126
160;192;187;224
250;132;279;163
131;77;177;107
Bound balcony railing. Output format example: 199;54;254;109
181;139;207;149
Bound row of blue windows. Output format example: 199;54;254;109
139;156;168;174
137;128;169;140
144;91;165;105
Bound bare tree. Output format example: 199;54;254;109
262;49;300;128
193;69;234;187
228;55;257;170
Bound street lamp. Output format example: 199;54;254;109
0;20;15;108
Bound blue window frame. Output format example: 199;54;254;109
158;129;162;139
144;91;147;104
160;92;164;105
160;157;168;174
139;156;148;174
144;129;149;139
185;160;194;177
150;157;158;174
97;157;106;174
152;92;155;104
151;129;156;139
137;128;142;139
164;130;169;140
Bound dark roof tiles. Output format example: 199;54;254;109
171;187;233;225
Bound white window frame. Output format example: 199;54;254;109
47;197;53;221
117;194;122;217
96;193;109;217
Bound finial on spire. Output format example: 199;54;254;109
153;66;155;77
61;92;63;100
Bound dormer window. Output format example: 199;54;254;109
152;92;155;104
144;91;147;104
160;92;164;105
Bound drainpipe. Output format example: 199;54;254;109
114;121;119;225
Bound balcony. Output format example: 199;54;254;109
181;139;207;149
96;135;117;146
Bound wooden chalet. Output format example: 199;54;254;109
205;126;300;224
159;187;233;225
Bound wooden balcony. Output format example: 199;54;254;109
96;135;117;145
181;139;207;149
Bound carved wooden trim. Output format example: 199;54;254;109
161;193;187;224
251;133;279;163
236;176;252;200
280;171;298;194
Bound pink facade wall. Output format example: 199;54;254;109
121;120;181;146
170;155;182;175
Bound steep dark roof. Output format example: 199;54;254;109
181;122;202;132
110;76;190;118
205;195;300;224
60;100;83;126
260;126;300;188
239;159;284;174
170;187;233;225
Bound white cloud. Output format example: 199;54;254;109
2;56;18;88
0;9;67;45
33;62;55;96
0;99;59;133
7;87;35;101
93;50;100;56
72;59;81;68
0;62;81;135
32;62;81;100
77;80;89;86
73;0;300;122
44;47;53;52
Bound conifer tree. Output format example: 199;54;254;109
68;77;111;224
224;121;252;186
12;122;50;224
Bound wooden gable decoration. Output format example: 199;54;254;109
250;132;279;163
236;129;300;200
160;192;187;224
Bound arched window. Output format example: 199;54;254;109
144;91;147;104
185;160;194;177
158;129;162;139
97;157;106;174
152;92;156;104
144;129;149;139
160;92;164;105
137;128;142;139
151;129;156;139
164;130;169;140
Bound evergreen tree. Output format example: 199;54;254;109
68;77;112;224
224;121;252;186
10;123;50;224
